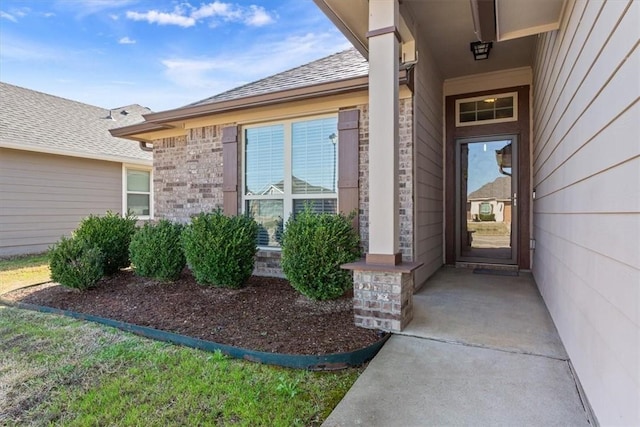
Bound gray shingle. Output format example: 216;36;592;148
0;82;152;163
468;176;512;200
186;48;368;107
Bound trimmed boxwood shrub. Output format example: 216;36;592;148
49;236;104;290
129;220;186;281
181;210;258;288
479;213;496;222
74;211;137;275
281;208;360;300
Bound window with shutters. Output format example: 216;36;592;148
243;115;338;248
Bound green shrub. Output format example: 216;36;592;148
129;220;186;281
49;236;104;290
281;208;360;301
74;211;137;275
181;210;258;288
479;213;496;222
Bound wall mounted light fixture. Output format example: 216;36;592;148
470;41;493;60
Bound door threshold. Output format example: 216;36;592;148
455;261;519;272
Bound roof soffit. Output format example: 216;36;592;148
317;0;566;80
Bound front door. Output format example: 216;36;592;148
456;135;517;264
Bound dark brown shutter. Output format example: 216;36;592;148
222;126;239;216
337;109;359;228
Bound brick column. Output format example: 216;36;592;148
343;261;422;332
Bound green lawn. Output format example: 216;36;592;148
0;253;50;295
0;255;361;426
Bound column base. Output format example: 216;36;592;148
342;260;422;332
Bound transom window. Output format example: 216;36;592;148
455;92;518;127
123;167;152;219
243;116;338;247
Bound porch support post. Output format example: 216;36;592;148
367;0;401;265
342;0;421;333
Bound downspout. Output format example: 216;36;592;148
139;141;153;152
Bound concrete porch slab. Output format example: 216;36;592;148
322;335;589;426
400;267;567;359
323;267;589;426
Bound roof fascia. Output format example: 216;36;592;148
109;122;174;138
0;141;152;166
142;75;372;125
313;0;369;58
114;71;408;140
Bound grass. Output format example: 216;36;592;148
0;253;50;295
0;307;361;426
0;258;362;426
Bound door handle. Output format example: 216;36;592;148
513;192;517;207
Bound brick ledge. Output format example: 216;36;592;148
341;260;423;274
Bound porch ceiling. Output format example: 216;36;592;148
402;0;536;79
317;0;565;80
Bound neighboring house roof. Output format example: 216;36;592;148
0;82;152;165
468;176;511;200
187;48;368;107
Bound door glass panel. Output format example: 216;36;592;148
459;139;514;261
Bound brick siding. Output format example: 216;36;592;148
152;100;414;276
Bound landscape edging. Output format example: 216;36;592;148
0;298;389;370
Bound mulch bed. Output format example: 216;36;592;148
3;269;382;355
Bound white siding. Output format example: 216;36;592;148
0;148;123;256
532;0;640;424
413;32;445;287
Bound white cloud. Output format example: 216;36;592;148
0;11;18;22
244;5;274;26
54;0;137;18
0;34;61;61
190;2;238;20
125;2;276;28
109;13;118;20
160;31;352;94
126;10;195;27
118;36;136;44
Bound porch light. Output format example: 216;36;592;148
470;41;493;60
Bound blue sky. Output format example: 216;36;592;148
0;0;351;111
466;140;511;194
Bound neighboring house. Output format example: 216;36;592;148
467;176;512;223
0;82;153;257
112;0;639;424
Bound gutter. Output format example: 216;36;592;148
110;71;408;140
0;141;152;166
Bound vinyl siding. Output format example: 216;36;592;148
0;148;123;256
413;33;445;287
532;0;639;424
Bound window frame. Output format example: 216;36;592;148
455;91;518;127
122;164;153;220
241;114;339;249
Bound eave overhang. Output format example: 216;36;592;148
111;72;409;142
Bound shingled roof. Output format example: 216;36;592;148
186;48;368;107
0;82;152;164
468;176;512;200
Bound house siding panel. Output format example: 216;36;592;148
0;148;122;257
532;0;640;424
413;34;444;287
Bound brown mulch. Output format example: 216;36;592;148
2;269;383;355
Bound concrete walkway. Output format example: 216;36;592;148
323;267;590;426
